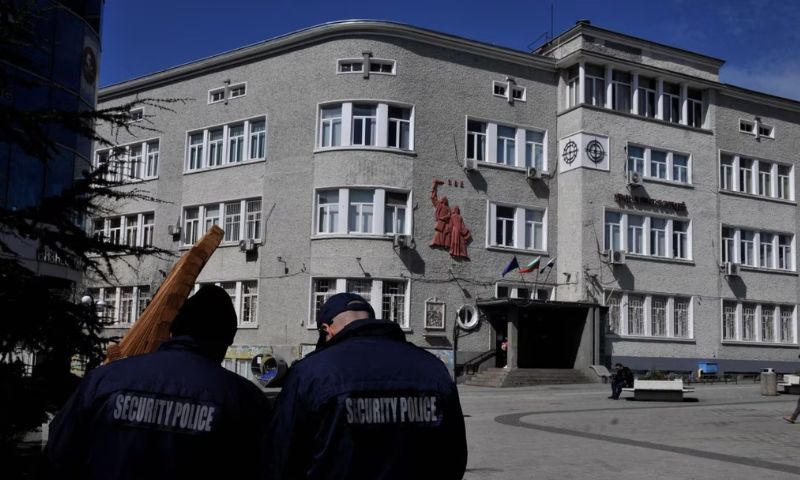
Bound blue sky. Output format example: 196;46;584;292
100;0;800;101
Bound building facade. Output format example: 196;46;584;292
91;20;800;379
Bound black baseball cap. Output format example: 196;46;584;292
171;285;237;346
318;292;375;326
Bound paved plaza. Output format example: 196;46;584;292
460;382;800;480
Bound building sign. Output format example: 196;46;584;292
559;132;610;173
614;193;687;213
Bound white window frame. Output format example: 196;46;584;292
195;280;259;328
721;300;796;344
184;116;267;172
739;117;775;140
465;116;548;172
228;83;247;99
182;199;261;246
609;292;694;339
314;187;412;238
93;212;154;248
487;202;548;252
95;286;150;327
336;58;396;75
309;277;410;329
94;138;160;182
316;101;414;151
208;82;247;104
721;225;795;272
336;59;364;73
627;144;692;185
604;209;692;261
719;151;794;200
208;88;225;104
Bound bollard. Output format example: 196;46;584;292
760;368;777;396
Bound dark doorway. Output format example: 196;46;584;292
488;314;508;368
517;307;588;368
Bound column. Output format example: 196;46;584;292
578;62;586;104
507;308;519;369
632;73;639;115
680;83;688;126
656;78;664;120
605;65;613;109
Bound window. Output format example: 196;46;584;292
723;302;796;344
493;82;506;97
119;287;134;325
740;230;755;266
760;233;774;269
107;217;122;244
758;163;772;197
489;203;547;251
337;58;394;74
348;189;375;234
384;192;407;235
611;70;631;112
183;199;259;246
662;82;681;123
672;154;688;183
388;107;411;150
687;88;703;127
778;165;791;200
94;140;160;181
128;108;144;122
311;278;408;328
493;80;525;102
124;215;138;247
673;297;690;338
637;76;656;118
606;211;691;260
758;123;774;138
739;158;754;194
721;227;735;263
627;295;644;335
92;286;150;326
137;286;151;316
338;60;363;73
466;120;486;161
318;102;413;150
185;116;266;172
779;235;793;270
650;150;667;180
739;119;754;134
240;281;258;325
724;226;794;271
352;104;377;146
651;296;667;337
627;146;644;175
317;190;340;234
93;212;155;248
607;294;621;334
496;125;516;166
511;86;526;101
525;131;544;170
142;214;154;247
584;64;605;107
209;83;246;103
609;292;693;338
209;88;225;103
721;152;793;200
628;145;690;184
229;84;246;98
720;154;734;191
566;65;579;108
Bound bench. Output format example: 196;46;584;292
622;379;695;402
778;374;800;394
588;365;612;383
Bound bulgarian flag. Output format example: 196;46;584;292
518;257;541;273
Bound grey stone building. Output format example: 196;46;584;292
89;20;800;381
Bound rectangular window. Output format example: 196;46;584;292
209;88;225;103
740;119;754;134
758;123;774;138
208;128;224;167
183;208;199;245
352;104;377;146
495;205;515;247
651;296;667;337
228;124;244;163
720;154;734;191
525;130;544;170
627;295;644;336
369;60;395;74
778;165;791;200
466;120;486;161
229;84;246;98
108;217;122;245
188;133;204;170
240;281;258;325
511;86;525;101
129;108;144;122
119;287;134;325
348;189;375;234
347;279;372;302
761;306;775;342
611;70;631;112
740;230;755;266
384;192;407;235
760;233;774;269
388;106;411;150
137;286;151;316
524;209;544;250
780;307;794;343
496;125;516;166
607;294;621;334
246;200;261;240
566;66;579;108
103;288;117;325
687;88;703;127
650;218;666;257
142;213;154;247
488;204;545;251
672;154;689;183
650;150;667;179
673;221;689;259
493;82;506;97
224;202;241;242
673;297;690;338
627;215;644;254
627;146;644;175
317;190;339;234
758;163;772;197
204;204;220;233
145;141;159;178
313;279;337;324
742;304;756;341
382;281;406;326
124;215;138;247
584;65;605;107
739;158;753;194
662;82;681;123
637;76;657;118
723;302;737;340
779;235;792;270
605;212;622;251
129;145;143;179
338;61;363;73
320;105;342;148
249;120;266;159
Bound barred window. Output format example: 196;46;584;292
240;281;258;325
607;294;621;334
651;296;667;337
382;281;406;325
673;298;690;338
627;295;644;335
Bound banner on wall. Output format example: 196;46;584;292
558;132;610;173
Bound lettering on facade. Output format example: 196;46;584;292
614;193;687;213
345;394;441;425
111;391;218;434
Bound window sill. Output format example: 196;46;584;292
311;234;399;241
486;245;549;256
721;341;797;348
737;265;797;276
473;161;550;175
237;324;258;329
184;158;266;175
718;189;796;205
610;253;694;266
557;104;713;134
608;334;695;343
313;146;417;156
179;240;262;251
640;176;693;189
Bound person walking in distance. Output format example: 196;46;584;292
47;285;270;480
264;292;467;480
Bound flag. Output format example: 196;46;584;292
501;256;519;277
544;257;556;269
518;256;541;273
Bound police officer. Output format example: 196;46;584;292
264;292;468;480
47;285;270;480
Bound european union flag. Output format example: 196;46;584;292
501;256;519;277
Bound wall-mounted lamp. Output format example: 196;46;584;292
355;257;370;277
277;256;288;275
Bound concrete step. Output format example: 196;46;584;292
465;368;593;388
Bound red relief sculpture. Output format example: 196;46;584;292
430;180;472;259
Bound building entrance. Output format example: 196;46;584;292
516;306;588;368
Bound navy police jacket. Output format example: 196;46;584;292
46;336;270;480
265;319;468;480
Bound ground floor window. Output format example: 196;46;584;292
605;291;693;339
311;277;409;328
196;280;259;327
721;301;796;344
87;286;151;327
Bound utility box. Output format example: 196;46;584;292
760;368;777;396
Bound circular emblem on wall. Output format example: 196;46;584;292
82;46;97;85
585;140;606;164
562;140;578;164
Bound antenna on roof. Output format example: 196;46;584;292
528;3;555;52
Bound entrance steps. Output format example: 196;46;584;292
464;368;593;388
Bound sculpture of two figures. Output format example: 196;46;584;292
430;179;471;259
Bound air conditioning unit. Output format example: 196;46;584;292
393;234;411;248
724;262;741;276
526;166;542;180
627;170;643;186
167;224;181;236
239;239;257;252
609;250;626;265
464;157;477;172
